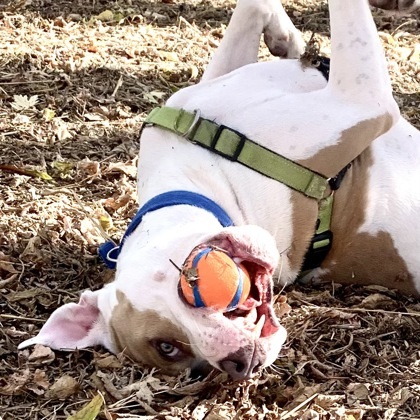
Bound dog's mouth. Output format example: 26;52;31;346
178;229;282;340
223;260;280;339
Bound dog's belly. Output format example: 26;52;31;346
166;59;328;156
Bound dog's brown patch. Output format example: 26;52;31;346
322;230;416;294
313;147;415;294
299;114;394;177
291;135;416;294
110;290;196;374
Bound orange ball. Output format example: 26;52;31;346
179;246;251;312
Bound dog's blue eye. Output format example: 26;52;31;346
158;342;180;357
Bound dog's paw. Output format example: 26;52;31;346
247;0;305;59
264;29;306;59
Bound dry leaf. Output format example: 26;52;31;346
356;293;396;310
106;161;137;177
6;327;28;338
159;51;179;61
409;44;419;63
379;31;396;45
190;64;199;79
143;90;167;104
314;394;343;409
12;114;32;123
54;120;73;141
84;113;106;121
275;295;292;317
80;217;104;245
26;369;50;395
20;236;42;260
77;160;101;176
7;288;43;302
0;369;31;396
28;344;55;365
94;354;123;369
124;375;169;405
346;383;369;405
95;371;126;400
67;394;103;420
47;375;79;399
390;387;412;406
95;10;114;22
11;94;38;111
0;260;18;273
43;108;56;121
103;193;132;211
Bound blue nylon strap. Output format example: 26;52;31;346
227;265;244;311
99;190;233;269
190;247;213;308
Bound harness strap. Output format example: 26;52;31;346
144;106;341;272
145;107;331;201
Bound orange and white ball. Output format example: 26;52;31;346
179;246;251;312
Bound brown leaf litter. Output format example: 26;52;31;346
0;0;419;418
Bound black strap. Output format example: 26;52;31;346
302;230;333;272
314;56;331;81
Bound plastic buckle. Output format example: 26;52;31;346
210;125;246;161
98;241;120;269
301;230;333;271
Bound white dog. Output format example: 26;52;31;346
19;0;420;380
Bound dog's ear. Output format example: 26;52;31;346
18;289;111;352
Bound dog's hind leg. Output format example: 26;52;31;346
327;0;397;108
201;0;305;82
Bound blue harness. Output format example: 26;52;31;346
99;190;233;269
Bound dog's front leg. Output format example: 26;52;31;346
201;0;305;82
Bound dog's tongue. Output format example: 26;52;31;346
237;296;259;311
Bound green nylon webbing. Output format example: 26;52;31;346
145;107;331;201
143;106;334;248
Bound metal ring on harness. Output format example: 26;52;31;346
175;109;201;138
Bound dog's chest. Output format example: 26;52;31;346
166;60;328;159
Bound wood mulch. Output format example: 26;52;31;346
0;0;419;418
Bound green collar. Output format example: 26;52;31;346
144;106;340;271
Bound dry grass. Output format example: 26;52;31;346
0;0;419;418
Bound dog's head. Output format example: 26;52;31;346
19;223;287;380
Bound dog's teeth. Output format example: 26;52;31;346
247;308;257;324
253;314;266;337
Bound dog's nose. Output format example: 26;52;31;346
219;346;262;380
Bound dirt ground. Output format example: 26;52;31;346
0;0;419;418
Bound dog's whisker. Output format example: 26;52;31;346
169;259;182;273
